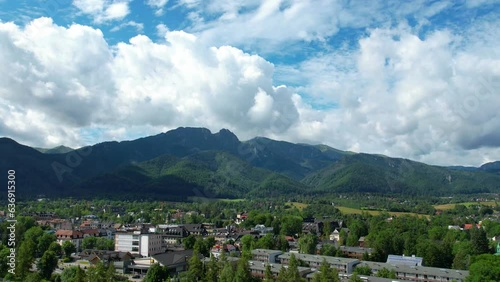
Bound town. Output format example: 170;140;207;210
1;197;499;281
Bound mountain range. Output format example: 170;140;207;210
1;127;499;200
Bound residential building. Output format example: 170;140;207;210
248;260;313;279
115;230;164;257
340;246;373;260
252;224;274;235
356;261;469;282
386;255;423;266
251;249;283;263
210;244;238;258
158;225;189;245
182;224;207;236
278;252;359;274
56;229;84;250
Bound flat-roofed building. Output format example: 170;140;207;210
248;260;313;279
356;261;469;282
386;255;423;266
115;231;163;257
252;249;283;263
278;253;359;274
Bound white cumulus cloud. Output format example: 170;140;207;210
73;0;130;23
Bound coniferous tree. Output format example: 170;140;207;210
286;254;304;282
312;259;339;282
188;251;204;281
17;239;36;280
38;250;58;279
219;261;234;282
276;265;288;282
263;263;274;282
470;227;490;255
205;255;219;282
234;256;252;282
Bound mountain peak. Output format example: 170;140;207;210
215;128;239;142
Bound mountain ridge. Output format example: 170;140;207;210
1;127;499;199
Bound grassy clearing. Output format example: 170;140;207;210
433;201;497;210
289;202;308;211
336;206;428;218
219;198;246;202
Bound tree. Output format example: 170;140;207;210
188;251;203;281
25;272;44;282
85;261;108;282
256;234;275;250
470;228;490;255
320;244;336;256
60;266;86;282
82;237;97;250
205;255;219;282
183;235;197;250
105;263;116;281
263;263;274;282
284;254;304;282
38;250;59;279
280;216;303;236
348;275;364;282
299;233;318;254
312;259;339;282
339;229;348;246
353;265;371;276
276;265;288;282
452;241;472;270
95;238;114;251
62;241;76;258
240;234;256;255
376;267;397;279
23;226;44;248
144;263;168;282
17;239;36;280
275;235;289;252
219;261;234;282
466;254;500;282
48;241;63;256
234;256;252;282
0;246;11;277
38;233;57;256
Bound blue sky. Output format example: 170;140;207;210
0;0;499;166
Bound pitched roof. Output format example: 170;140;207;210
152;250;195;267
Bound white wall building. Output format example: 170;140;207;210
115;231;163;257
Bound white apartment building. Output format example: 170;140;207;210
115;231;163;257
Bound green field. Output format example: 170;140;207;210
288;202;427;218
433;201;497;210
335;206;427;217
219;198;246;202
289;202;308;210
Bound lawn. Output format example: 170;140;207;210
433;201;497;210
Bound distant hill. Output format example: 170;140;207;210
480;161;500;174
1;127;500;200
35;145;74;154
302;153;500;195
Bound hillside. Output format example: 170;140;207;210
302;154;500;195
74;151;308;200
35;145;74;154
1;127;500;199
